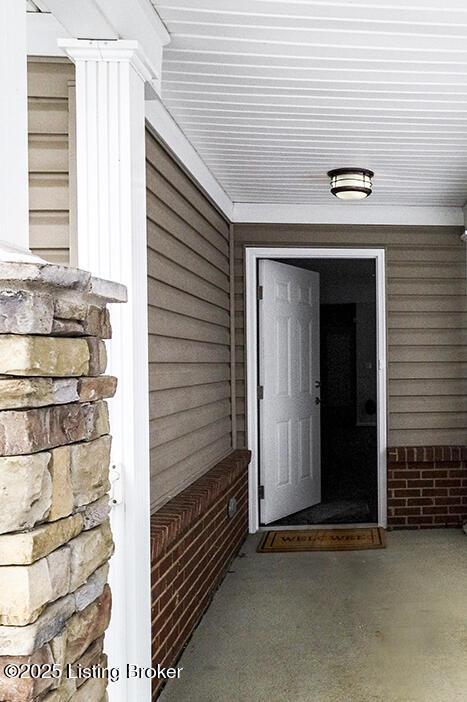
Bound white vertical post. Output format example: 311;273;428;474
0;1;30;250
59;39;152;702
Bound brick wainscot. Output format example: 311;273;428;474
150;450;251;699
387;446;467;529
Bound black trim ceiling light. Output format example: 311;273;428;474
327;168;374;201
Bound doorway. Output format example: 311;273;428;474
245;248;387;532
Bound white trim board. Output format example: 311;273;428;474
26;12;70;57
145;100;234;220
27;0;169;64
245;247;388;533
233;203;463;227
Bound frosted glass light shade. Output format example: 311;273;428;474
328;168;374;200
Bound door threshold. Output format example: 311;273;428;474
258;522;380;532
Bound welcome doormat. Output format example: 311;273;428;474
257;527;386;553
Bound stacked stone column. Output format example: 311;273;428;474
0;261;126;702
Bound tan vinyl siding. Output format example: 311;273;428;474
27;58;75;264
146;131;232;512
234;224;467;447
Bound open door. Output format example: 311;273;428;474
259;260;321;524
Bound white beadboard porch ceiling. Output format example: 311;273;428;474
151;0;467;207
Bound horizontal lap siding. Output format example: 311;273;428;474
233;224;467;447
146;132;232;512
27;59;74;264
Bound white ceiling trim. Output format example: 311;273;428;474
26;1;41;12
231;203;463;227
30;0;169;89
27;12;70;56
39;0;118;40
145;99;234;219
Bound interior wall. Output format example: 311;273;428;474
146;130;233;513
282;258;377;425
234;225;467;447
317;260;377;427
27;58;75;264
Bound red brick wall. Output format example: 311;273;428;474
387;446;467;529
150;450;250;699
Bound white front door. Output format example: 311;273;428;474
259;260;321;524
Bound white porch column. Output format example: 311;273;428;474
0;1;29;249
59;39;152;702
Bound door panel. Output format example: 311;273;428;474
259;260;321;524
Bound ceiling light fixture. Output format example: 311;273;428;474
327;168;374;201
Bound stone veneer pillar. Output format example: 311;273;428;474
0;260;126;702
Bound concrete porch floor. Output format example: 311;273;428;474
160;529;467;702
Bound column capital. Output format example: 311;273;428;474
58;38;155;85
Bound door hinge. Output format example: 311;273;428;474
257;285;263;300
258;485;265;500
109;464;123;507
257;385;264;400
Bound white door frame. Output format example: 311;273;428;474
245;246;388;533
